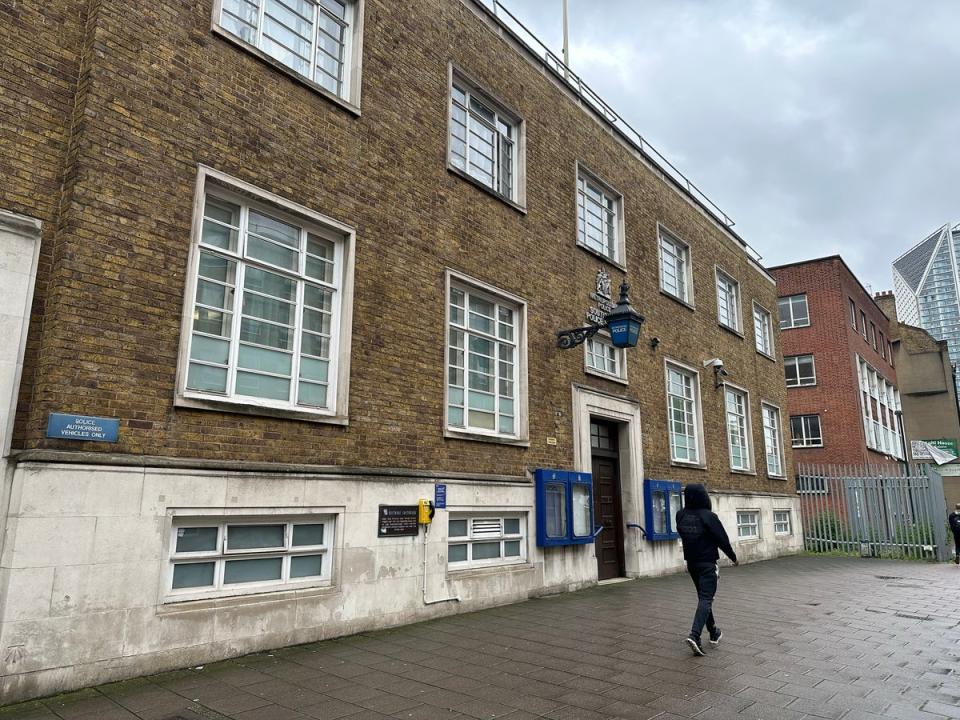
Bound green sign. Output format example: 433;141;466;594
926;438;958;455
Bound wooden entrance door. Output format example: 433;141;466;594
590;420;625;580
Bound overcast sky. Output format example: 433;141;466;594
500;0;960;291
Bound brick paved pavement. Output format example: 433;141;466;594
3;556;959;720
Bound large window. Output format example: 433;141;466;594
666;363;702;464
449;76;520;202
784;355;816;387
736;510;760;539
215;0;360;103
753;303;774;357
857;356;903;459
576;168;622;263
716;270;741;332
181;174;352;418
659;229;691;304
778;294;809;329
790;414;823;447
168;516;334;602
448;514;526;569
447;276;524;439
724;386;752;471
762;403;784;477
849;298;857;328
585;334;625;382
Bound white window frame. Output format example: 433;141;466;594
444;270;528;444
784;354;816;387
761;402;785;478
849;298;857;329
575;164;624;265
778;294;809;330
166;512;336;603
584;332;627;384
658;225;693;305
715;267;741;333
860;310;868;340
790;414;823;448
665;359;705;466
773;510;792;535
736;510;760;540
753;302;774;358
210;0;365;110
724;384;753;472
176;166;355;424
857;355;903;459
447;67;525;207
447;512;527;570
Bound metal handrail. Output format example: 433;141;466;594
477;0;764;262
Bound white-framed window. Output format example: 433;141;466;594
585;333;626;382
666;361;703;465
167;515;334;602
857;356;903;459
213;0;362;104
447;273;526;439
736;510;760;539
753;303;774;357
762;402;784;477
449;73;521;203
790;414;822;447
178;168;354;420
773;510;792;535
576;167;623;263
879;331;886;359
778;294;809;329
860;310;868;340
849;298;857;329
716;269;741;332
870;322;878;350
658;228;692;304
724;386;752;472
448;514;526;569
784;355;816;387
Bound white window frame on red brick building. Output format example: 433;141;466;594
777;293;809;330
857;356;903;459
176;166;356;424
784;354;816;387
790;414;823;448
211;0;365;111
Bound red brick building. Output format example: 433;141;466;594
769;257;904;467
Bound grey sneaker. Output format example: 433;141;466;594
709;628;722;645
686;635;705;656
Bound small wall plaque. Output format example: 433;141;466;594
46;413;120;442
377;505;419;537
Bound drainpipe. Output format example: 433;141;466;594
422;524;460;606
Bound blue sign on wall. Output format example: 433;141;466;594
434;483;447;509
46;413;120;442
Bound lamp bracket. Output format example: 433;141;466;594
556;323;603;349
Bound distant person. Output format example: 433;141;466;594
676;483;738;656
950;503;960;564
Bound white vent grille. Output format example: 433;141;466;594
471;518;503;537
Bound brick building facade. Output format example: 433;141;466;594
1;0;799;701
769;257;903;468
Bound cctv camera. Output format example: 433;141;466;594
703;358;724;369
717;367;729;377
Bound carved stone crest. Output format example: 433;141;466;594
595;268;612;300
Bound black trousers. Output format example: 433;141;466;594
687;561;719;640
953;531;960;556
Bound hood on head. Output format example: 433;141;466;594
684;483;712;511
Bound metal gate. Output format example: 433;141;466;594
797;463;949;561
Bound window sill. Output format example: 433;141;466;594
448;562;535;580
575;242;626;272
160;582;338;612
211;26;361;117
756;350;776;362
176;394;348;425
659;289;695;311
792;444;824;449
767;474;787;481
736;537;761;544
729;468;756;476
444;428;530;447
786;383;818;389
447;165;527;215
670;460;707;471
719;323;744;339
584;366;629;386
781;324;810;331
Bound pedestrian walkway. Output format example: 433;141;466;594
3;556;959;720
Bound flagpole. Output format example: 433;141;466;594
562;0;570;77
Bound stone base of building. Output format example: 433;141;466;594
0;460;802;703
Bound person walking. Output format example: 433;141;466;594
949;503;960;564
676;483;738;656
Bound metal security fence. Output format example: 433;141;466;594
797;463;949;561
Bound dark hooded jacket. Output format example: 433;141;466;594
675;484;737;564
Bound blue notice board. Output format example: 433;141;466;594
47;413;120;442
434;483;447;509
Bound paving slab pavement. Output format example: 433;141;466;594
3;556;959;720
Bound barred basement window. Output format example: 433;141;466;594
168;516;333;602
215;0;361;103
182;179;351;417
773;510;792;535
736;510;760;539
448;514;526;569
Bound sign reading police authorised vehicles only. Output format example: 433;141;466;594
46;413;120;442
